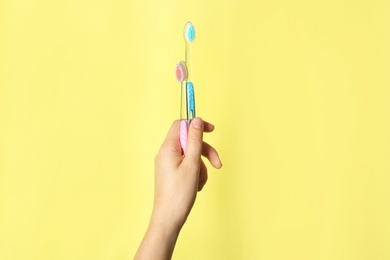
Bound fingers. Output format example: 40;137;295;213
160;120;182;156
198;159;208;191
202;141;223;169
203;121;215;133
163;120;180;145
184;118;204;165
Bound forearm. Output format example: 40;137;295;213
134;219;182;260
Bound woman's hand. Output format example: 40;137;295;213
152;118;222;230
135;118;222;260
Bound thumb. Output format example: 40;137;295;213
185;117;204;164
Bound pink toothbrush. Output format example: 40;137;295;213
175;61;189;154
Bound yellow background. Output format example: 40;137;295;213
1;0;389;259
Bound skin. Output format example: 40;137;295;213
134;118;222;260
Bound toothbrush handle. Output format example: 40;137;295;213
180;120;188;155
186;82;196;124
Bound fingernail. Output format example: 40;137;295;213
192;118;203;129
216;160;223;169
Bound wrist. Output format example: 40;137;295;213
135;215;182;260
145;216;182;256
149;212;183;238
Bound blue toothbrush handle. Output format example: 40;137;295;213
186;82;196;125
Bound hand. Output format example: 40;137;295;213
152;118;222;230
135;118;222;260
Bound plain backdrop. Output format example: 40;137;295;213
0;0;389;259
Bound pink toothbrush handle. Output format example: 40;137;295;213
180;120;188;154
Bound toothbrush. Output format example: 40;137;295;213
175;61;189;154
184;22;196;125
175;22;196;155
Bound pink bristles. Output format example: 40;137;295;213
175;61;188;82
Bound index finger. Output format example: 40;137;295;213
160;120;182;154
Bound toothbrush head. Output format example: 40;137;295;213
184;22;195;43
175;61;188;82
